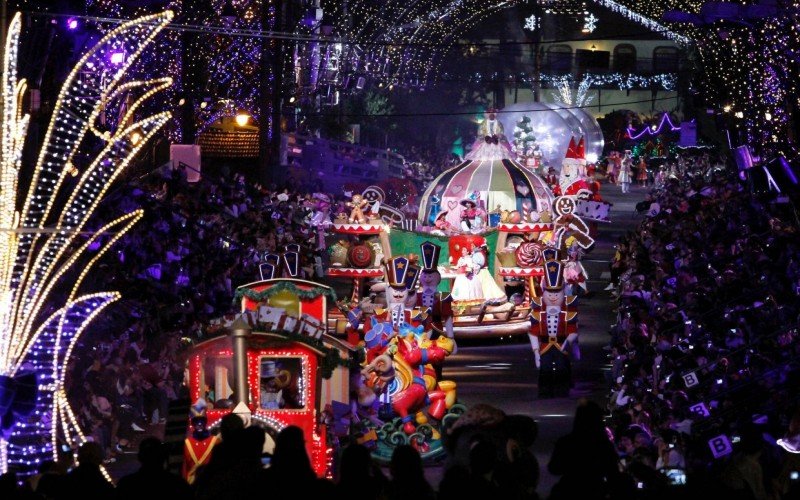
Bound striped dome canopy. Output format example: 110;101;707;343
417;157;554;227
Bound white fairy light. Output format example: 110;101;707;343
589;0;690;45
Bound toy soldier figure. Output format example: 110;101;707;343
529;248;578;398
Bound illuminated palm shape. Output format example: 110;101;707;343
0;11;174;473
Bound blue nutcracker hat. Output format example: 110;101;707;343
420;241;442;272
283;252;300;277
404;263;421;290
542;259;564;291
264;253;280;266
542;247;559;262
285;243;301;254
386;256;410;288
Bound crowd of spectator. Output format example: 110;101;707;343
604;151;800;498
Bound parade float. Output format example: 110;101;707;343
405;110;607;338
189;250;466;475
339;241;465;464
184;258;355;479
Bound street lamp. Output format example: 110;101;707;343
235;112;250;127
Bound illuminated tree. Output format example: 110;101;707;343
0;10;173;475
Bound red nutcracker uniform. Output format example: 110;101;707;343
530;294;577;356
183;434;219;484
529;248;578;397
182;403;219;485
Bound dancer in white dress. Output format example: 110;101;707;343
451;247;484;301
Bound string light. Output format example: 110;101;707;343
626;113;682;139
0;10;173;475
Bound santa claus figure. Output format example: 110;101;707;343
529;248;578;398
559;137;592;197
182;399;219;484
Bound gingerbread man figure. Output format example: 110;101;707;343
347;194;369;224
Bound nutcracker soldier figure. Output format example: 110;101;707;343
372;256;425;330
418;242;454;339
528;248;578;398
182;399;219;484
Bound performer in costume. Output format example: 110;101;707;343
471;243;507;302
617;151;632;193
418;242;454;342
528;249;579;398
459;192;485;233
546;196;595;252
466;107;513;160
369;256;426;330
451;247;483;301
636;157;648;186
182;399;219;484
427;193;442;225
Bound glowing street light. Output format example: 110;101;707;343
235;113;250;127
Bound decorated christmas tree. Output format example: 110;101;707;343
512;115;538;158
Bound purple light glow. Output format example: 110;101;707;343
67;18;79;30
626;114;682;140
110;51;125;65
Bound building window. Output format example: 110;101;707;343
653;46;679;73
613;44;637;73
545;45;572;73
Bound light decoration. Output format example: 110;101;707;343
309;0;527;91
235;112;250;127
626;113;682;139
0;10;173;475
197;0;273;135
549;75;594;107
589;0;691;45
582;13;598;33
524;14;540;32
530;72;677;92
90;1;184;142
605;0;798;153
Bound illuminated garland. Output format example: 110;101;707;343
0;10;173;475
590;0;691;45
233;281;338;304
